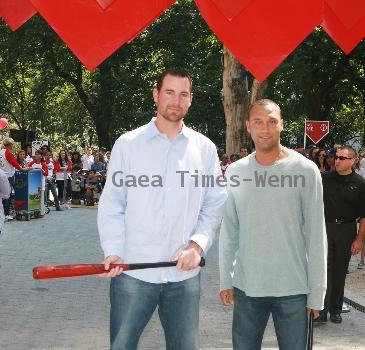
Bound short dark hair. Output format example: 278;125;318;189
156;68;192;92
338;145;356;158
35;150;42;155
72;151;81;159
240;145;252;154
230;153;240;162
248;99;282;119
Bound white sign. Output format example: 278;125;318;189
31;141;49;156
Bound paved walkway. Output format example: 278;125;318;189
0;208;364;349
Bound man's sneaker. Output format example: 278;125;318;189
330;313;342;324
358;261;364;269
5;215;14;221
314;312;327;323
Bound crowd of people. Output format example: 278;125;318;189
219;143;365;179
0;137;111;225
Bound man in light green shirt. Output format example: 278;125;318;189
219;99;327;350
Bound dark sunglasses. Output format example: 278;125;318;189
335;156;353;161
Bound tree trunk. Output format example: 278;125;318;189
222;48;268;155
93;119;112;150
92;62;114;150
222;47;250;156
250;79;268;105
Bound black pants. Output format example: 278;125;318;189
56;180;65;200
324;222;357;314
2;176;14;216
56;179;71;200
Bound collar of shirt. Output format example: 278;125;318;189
334;170;355;180
144;117;191;141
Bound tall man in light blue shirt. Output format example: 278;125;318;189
98;68;226;350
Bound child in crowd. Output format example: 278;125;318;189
220;154;231;175
230;153;240;162
28;150;48;176
84;170;102;206
71;166;82;205
16;150;28;169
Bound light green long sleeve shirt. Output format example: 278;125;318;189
219;150;327;310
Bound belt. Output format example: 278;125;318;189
326;219;356;224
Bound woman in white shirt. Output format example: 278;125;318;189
54;150;73;204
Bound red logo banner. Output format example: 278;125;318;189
210;0;253;21
95;0;117;11
305;121;329;144
29;0;175;71
194;0;322;82
1;0;365;77
321;1;365;54
325;0;365;29
0;0;36;31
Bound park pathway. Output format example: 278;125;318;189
0;208;364;349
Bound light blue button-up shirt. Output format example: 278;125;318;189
98;118;227;283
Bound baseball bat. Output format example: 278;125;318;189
33;257;205;280
307;311;314;350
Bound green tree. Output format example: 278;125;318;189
267;28;365;148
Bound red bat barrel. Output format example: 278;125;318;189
32;264;130;279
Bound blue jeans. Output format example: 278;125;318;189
45;180;60;210
233;288;308;350
110;273;200;350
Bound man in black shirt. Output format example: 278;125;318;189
318;146;365;324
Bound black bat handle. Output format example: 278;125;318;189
128;257;205;270
307;311;314;350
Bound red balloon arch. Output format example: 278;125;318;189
0;0;364;81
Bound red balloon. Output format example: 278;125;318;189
322;2;365;54
30;0;175;71
0;118;9;129
0;0;36;31
325;0;365;29
210;0;253;21
195;0;322;82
